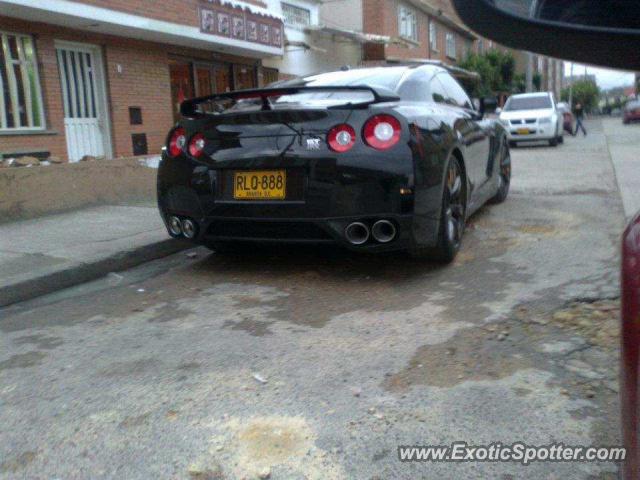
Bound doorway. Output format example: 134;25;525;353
55;41;112;162
194;63;231;97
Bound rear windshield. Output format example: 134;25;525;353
210;90;376;113
298;68;406;91
505;96;552;111
272;90;374;108
626;101;640;110
196;68;406;113
270;69;406;107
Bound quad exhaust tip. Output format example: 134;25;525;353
168;216;182;236
345;222;370;245
181;218;197;239
371;220;397;243
169;215;198;239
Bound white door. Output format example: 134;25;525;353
56;44;109;162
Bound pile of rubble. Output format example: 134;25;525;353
550;299;620;350
0;155;103;168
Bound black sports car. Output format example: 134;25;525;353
157;65;510;262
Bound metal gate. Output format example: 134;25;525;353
56;44;108;162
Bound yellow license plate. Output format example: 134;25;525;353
233;170;286;200
517;128;530;135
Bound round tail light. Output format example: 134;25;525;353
188;133;206;158
363;115;402;150
168;127;186;157
327;124;356;153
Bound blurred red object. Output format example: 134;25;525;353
562;111;575;134
622;211;640;479
624;108;640;124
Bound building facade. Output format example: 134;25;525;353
0;0;564;163
263;0;361;78
357;0;476;65
0;0;287;162
513;51;565;100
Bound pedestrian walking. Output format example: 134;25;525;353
573;102;587;136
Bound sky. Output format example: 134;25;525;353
563;63;636;90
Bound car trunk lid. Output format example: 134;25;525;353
179;86;399;163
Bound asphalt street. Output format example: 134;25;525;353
0;118;633;479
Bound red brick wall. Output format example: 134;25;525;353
363;0;384;38
77;0;199;27
429;0;465;24
389;0;430;60
361;0;475;66
0;15;259;161
0;16;175;159
75;0;268;27
0;17;67;159
435;22;456;65
103;40;173;158
363;0;429;61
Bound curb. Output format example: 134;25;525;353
0;238;192;307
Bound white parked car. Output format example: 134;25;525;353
497;92;563;147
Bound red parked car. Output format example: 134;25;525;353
624;100;640;124
622;212;640;477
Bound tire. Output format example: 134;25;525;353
508;140;517;148
411;155;466;263
549;138;558;147
490;140;511;204
558;135;564;144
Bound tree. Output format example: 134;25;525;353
458;49;516;98
486;49;515;89
512;73;526;93
532;73;542;92
561;80;600;112
458;53;497;98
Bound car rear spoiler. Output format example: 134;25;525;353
180;85;401;116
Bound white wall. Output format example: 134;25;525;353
318;0;362;32
263;0;362;78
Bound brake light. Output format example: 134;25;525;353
363;115;402;150
327;124;356;152
168;127;186;157
188;133;206;158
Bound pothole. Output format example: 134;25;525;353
383;326;531;390
549;299;620;350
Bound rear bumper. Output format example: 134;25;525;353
196;214;418;252
157;150;440;252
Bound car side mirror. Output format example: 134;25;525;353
452;0;640;70
495;107;502;115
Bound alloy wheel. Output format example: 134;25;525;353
445;159;465;248
499;144;512;191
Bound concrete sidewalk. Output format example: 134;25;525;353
0;205;190;306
